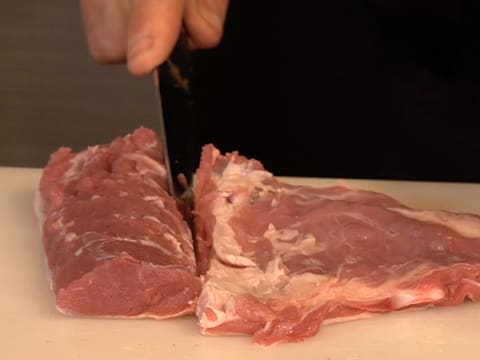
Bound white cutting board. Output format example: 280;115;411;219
2;166;480;359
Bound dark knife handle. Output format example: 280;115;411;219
158;29;195;196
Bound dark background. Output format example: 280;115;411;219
2;1;480;182
192;0;480;182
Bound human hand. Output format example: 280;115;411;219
80;0;230;76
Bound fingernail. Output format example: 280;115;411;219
128;34;154;62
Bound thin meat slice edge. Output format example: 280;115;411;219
194;144;480;345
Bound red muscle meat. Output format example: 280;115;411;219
36;127;201;318
194;144;480;345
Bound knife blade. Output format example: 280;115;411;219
153;30;195;207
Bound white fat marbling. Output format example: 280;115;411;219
64;232;77;243
142;195;165;208
73;234;185;259
122;153;167;177
391;287;445;309
390;207;480;239
210;155;273;267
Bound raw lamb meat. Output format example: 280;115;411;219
36;127;201;318
194;144;480;345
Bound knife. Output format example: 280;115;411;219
153;30;195;209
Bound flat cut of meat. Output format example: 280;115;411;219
194;144;480;345
36;127;201;318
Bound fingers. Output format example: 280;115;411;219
80;0;131;64
184;0;230;49
127;0;186;76
80;0;229;76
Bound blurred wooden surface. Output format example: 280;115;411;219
0;1;159;168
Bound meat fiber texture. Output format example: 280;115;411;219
194;144;480;345
36;127;201;318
